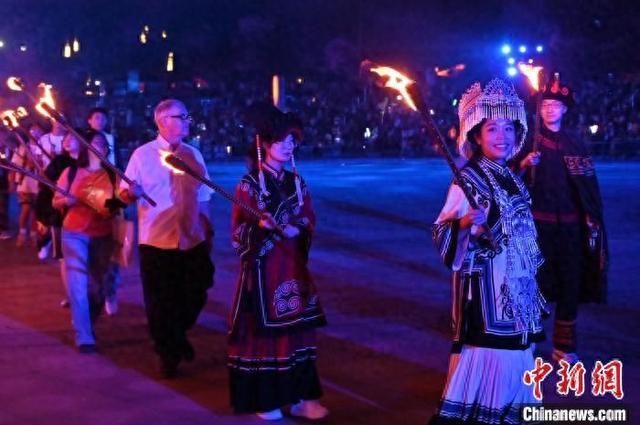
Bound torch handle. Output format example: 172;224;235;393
1;158;71;199
408;85;498;251
13;131;45;174
528;93;542;188
41;104;157;207
29;134;54;161
171;160;286;236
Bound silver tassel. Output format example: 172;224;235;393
256;134;270;197
291;153;304;206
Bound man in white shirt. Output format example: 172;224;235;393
87;107;117;166
120;99;214;378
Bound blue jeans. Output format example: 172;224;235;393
61;230;113;346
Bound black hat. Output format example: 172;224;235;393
245;102;303;144
541;73;574;107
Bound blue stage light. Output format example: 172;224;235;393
501;44;511;55
519;45;527;53
507;57;515;65
507;67;518;77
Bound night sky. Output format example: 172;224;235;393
1;0;639;84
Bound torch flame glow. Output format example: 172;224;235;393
370;66;417;111
1;110;18;128
518;63;544;92
159;150;185;175
7;77;24;91
15;107;28;118
35;83;56;119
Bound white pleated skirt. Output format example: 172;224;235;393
431;345;540;424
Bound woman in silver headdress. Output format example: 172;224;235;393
430;79;547;424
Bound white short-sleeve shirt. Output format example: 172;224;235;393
121;135;213;250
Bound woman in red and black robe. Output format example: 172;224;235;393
228;104;328;421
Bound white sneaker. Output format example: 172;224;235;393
38;241;52;260
290;400;329;420
255;409;283;421
105;295;119;316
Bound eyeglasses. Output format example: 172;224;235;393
165;113;193;122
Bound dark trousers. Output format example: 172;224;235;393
536;221;583;352
139;242;214;363
0;190;8;231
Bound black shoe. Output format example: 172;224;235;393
181;340;195;362
78;344;97;354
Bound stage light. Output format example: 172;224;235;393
19;44;27;52
589;124;599;134
507;67;518;77
452;99;458;107
63;42;71;58
519;45;527;53
536;45;543;53
0;40;4;48
507;57;515;65
528;59;534;64
501;44;511;55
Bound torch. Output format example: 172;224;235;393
366;62;497;250
6;77;157;207
2;107;53;163
0;156;83;205
1;110;45;174
518;63;544;186
160;151;285;236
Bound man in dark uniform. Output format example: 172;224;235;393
519;74;608;363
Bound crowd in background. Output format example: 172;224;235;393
50;73;637;162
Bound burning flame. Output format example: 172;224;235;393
159;150;185;175
370;66;417;111
15;107;28;118
518;63;544;92
7;77;24;91
35;83;56;118
0;110;18;128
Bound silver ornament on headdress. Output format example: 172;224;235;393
457;78;528;159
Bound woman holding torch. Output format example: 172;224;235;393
430;79;546;424
228;104;328;421
53;130;126;353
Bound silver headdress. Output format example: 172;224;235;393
457;78;527;160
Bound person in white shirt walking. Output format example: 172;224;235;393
120;99;214;378
87;107;118;166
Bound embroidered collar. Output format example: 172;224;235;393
262;162;285;181
479;156;509;176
